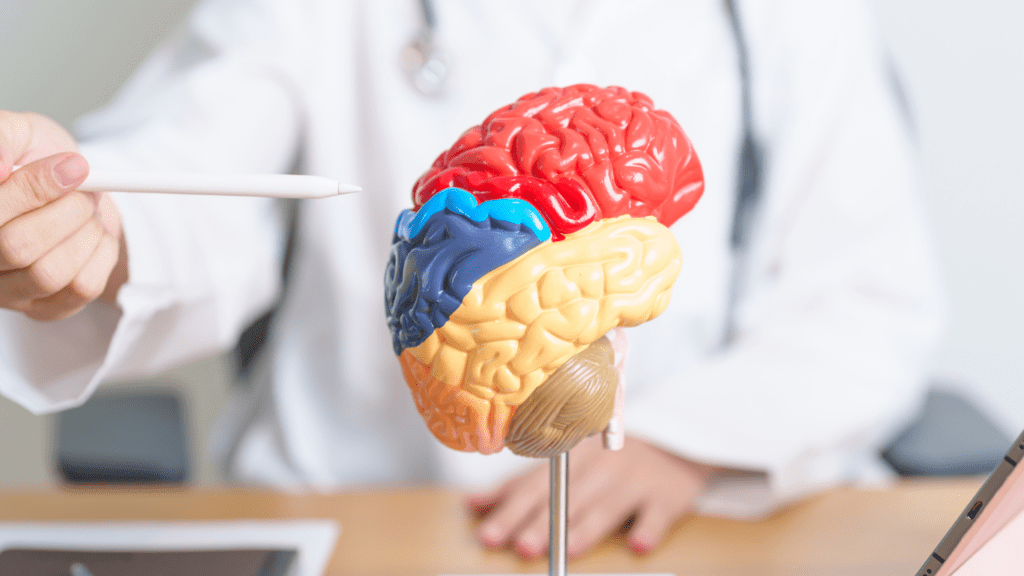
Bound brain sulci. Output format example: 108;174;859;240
384;85;704;456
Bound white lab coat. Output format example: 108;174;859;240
0;0;943;518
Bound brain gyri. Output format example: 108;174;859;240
385;85;704;456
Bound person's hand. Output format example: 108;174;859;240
0;111;126;321
467;434;717;559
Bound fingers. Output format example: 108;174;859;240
466;493;499;517
509;510;548;560
472;463;549;553
467;472;523;518
0;111;120;319
469;436;713;560
0;190;96;271
0;214;120;321
626;475;703;554
0;110;89;226
0;216;105;300
627;501;686;555
567;488;641;558
23;230;120;321
623;443;707;555
94;187;123;237
469;437;620;560
0;152;90;225
564;438;643;558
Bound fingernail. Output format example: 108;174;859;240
515;534;545;558
628;534;654;555
479;524;503;546
54;154;88;187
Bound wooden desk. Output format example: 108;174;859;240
0;478;981;575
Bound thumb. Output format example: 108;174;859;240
0;152;90;225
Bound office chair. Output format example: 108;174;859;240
882;387;1011;476
55;388;190;484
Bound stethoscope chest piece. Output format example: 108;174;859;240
402;32;449;97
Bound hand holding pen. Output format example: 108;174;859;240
0;110;359;322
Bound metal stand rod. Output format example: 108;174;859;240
549;451;569;576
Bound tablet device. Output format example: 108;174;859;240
0;520;337;576
0;548;295;576
915;427;1024;575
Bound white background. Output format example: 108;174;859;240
0;0;1021;485
871;0;1024;434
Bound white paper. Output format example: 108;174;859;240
0;520;338;576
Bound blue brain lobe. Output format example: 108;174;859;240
384;189;547;355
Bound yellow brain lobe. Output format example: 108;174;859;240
406;215;682;447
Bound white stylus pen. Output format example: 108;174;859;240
11;166;361;199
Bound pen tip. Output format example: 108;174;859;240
338;183;362;194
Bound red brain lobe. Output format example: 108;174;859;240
412;85;705;240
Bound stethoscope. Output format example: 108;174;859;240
399;0;764;340
401;0;762;251
403;0;597;96
402;0;449;97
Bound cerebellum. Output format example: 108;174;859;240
386;84;704;456
505;337;617;458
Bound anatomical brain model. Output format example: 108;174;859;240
385;85;703;458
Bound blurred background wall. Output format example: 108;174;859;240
0;0;1021;486
871;0;1024;434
